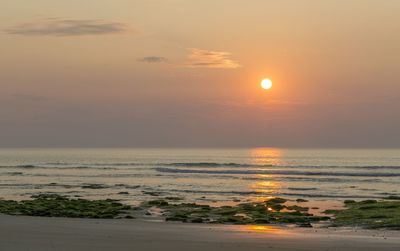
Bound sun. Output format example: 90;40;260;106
261;79;273;90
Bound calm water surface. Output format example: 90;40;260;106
0;148;399;205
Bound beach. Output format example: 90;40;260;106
1;148;400;250
1;215;399;251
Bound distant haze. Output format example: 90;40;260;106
0;0;399;148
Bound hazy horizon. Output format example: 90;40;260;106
1;0;399;148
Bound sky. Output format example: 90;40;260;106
0;0;399;148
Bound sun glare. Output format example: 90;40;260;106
261;79;273;90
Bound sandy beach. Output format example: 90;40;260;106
0;215;399;251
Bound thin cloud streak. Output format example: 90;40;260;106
185;49;241;69
5;18;129;36
138;56;168;63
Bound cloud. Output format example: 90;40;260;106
5;18;129;36
138;56;168;63
185;49;241;69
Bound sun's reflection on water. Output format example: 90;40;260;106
233;225;291;235
248;148;284;200
250;148;283;166
248;225;279;232
250;180;281;194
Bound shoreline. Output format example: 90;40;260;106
2;194;400;229
1;215;399;251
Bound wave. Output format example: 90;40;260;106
241;176;384;183
154;188;389;199
1;161;400;170
155;167;400;177
287;187;317;191
45;162;144;167
0;172;392;184
17;165;36;168
164;162;274;167
162;163;400;170
0;164;117;170
287;165;400;170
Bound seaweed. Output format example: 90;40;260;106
6;195;398;230
143;197;329;226
296;199;309;203
325;200;400;230
0;194;131;219
81;184;109;189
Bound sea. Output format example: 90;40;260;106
0;148;399;206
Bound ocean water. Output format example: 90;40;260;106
0;148;399;205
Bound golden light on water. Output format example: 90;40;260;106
253;196;275;203
250;181;280;194
228;224;290;235
249;148;283;201
254;181;277;188
249;225;275;231
250;148;283;166
261;78;273;90
242;225;290;235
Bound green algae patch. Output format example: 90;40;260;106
386;196;400;200
325;200;400;230
164;196;184;201
81;184;109;189
0;194;131;219
296;199;309;203
142;197;329;225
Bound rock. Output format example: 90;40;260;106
165;197;184;201
296;199;309;203
143;191;162;196
297;222;313;228
81;184;108;189
190;218;204;223
386;196;400;200
0;194;131;219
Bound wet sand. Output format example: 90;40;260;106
0;215;399;251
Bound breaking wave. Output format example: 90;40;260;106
155;167;400;177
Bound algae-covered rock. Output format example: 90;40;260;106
0;194;131;219
266;197;287;204
297;222;313;228
325;200;400;229
145;199;169;206
143;191;162;196
81;184;109;189
296;199;309;203
190;217;204;223
386;196;400;200
144;197;328;226
264;197;287;212
165;197;184;201
286;205;309;212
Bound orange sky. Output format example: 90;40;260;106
0;0;399;147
